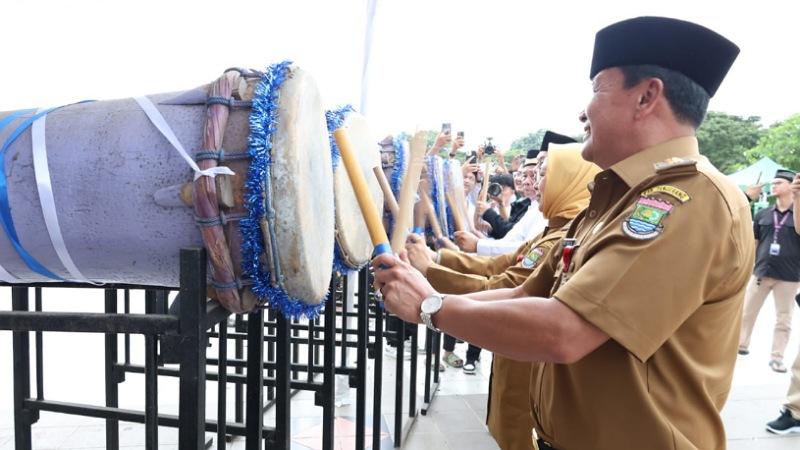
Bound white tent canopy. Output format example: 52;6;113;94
725;157;785;190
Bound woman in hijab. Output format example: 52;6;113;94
405;143;600;449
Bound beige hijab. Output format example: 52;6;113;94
541;142;601;220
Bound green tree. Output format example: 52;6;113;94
696;111;763;174
745;113;800;170
510;130;545;154
424;129;439;149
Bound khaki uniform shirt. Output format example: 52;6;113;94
526;137;754;450
429;217;570;450
429;217;570;296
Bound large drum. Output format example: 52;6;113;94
327;107;383;272
0;62;334;316
377;133;408;237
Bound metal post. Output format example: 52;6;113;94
12;287;33;450
371;268;385;450
393;313;404;445
105;289;120;449
34;288;43;402
356;269;369;449
144;291;159;450
273;313;291;449
217;324;228;450
178;248;207;449
245;309;264;450
321;276;337;450
235;316;245;425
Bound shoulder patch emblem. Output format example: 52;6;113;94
520;240;555;268
622;196;674;240
639;185;691;203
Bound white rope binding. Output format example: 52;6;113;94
134;96;235;180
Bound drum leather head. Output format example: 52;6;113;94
333;112;383;269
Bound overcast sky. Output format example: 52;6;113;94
2;0;798;150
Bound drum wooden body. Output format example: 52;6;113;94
0;65;334;312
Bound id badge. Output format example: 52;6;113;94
770;243;781;256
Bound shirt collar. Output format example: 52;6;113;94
774;204;794;214
607;136;701;188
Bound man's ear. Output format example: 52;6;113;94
634;77;664;118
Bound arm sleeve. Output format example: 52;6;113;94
752;208;762;239
482;209;514;239
477;237;532;257
428;243;534;294
427;264;529;294
438;247;521;275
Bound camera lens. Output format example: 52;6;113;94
487;182;502;197
484;138;495;154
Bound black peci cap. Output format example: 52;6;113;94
589;16;740;97
523;130;578;168
774;169;796;183
541;131;578;151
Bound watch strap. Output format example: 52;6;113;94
421;311;440;332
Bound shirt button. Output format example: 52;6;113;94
588;210;598;219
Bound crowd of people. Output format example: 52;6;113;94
372;14;800;450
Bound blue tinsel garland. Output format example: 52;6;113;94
442;159;457;239
388;133;408;235
424;155;438;238
242;60;326;320
325;104;357;274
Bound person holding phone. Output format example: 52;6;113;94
427;124;453;157
454;131;576;257
744;172;767;202
451;131;465;158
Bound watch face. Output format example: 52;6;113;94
422;295;443;314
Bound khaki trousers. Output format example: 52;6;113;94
787;342;800;419
738;275;798;361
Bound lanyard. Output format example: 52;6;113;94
773;209;791;242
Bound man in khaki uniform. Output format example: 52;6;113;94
372;16;752;450
406;144;599;449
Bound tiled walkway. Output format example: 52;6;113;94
2;288;800;449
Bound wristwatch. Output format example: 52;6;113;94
420;293;446;332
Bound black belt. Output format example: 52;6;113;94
536;439;558;450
